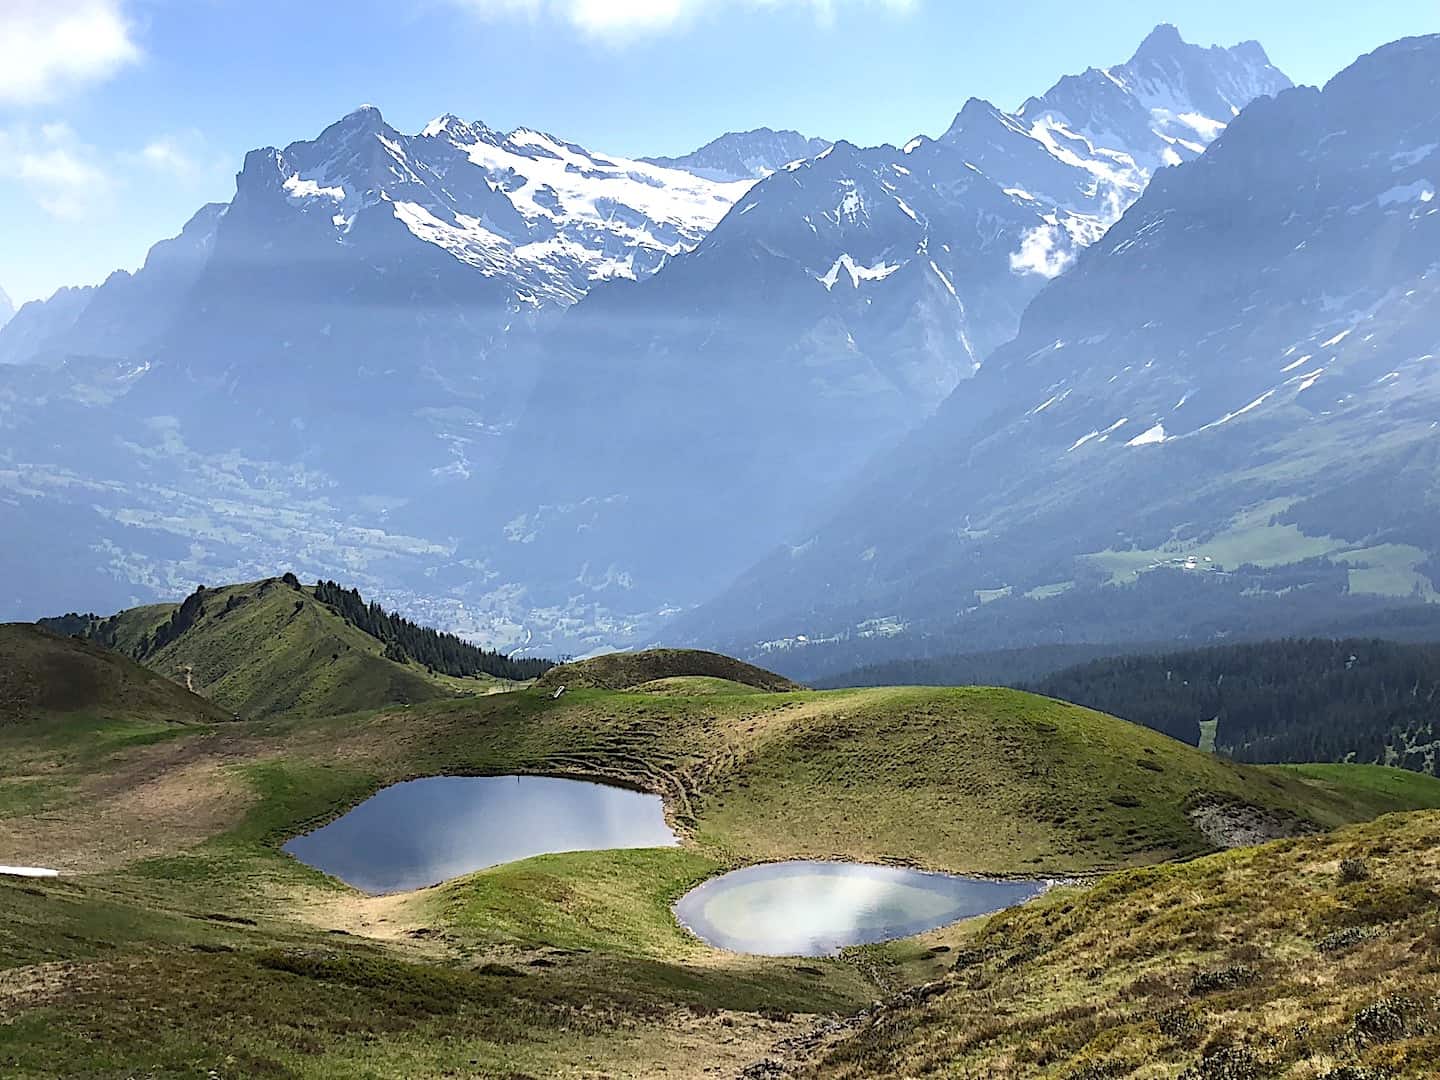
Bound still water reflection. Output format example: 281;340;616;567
674;860;1043;956
284;775;677;894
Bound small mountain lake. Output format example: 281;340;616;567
284;775;677;894
674;861;1044;956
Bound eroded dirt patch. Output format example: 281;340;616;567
0;758;258;871
0;961;109;1018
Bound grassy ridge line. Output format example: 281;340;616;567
11;681;1440;890
536;649;804;693
48;578;512;720
1271;762;1440;815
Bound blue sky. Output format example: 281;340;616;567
1;0;1435;304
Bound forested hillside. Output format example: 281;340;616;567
1036;639;1440;774
310;580;553;681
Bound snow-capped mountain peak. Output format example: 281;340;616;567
236;107;758;308
1018;24;1292;175
934;25;1292;241
0;285;13;331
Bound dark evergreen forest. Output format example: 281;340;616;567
812;644;1141;691
310;579;553;681
1034;639;1440;774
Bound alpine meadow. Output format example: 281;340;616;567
3;5;1440;1078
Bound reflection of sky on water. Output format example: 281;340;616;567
283;775;676;894
675;861;1043;956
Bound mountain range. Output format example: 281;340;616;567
0;106;773;626
11;25;1423;668
435;24;1291;650
686;33;1440;678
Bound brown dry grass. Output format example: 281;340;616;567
802;809;1440;1079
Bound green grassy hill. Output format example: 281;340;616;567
535;648;803;693
801;809;1440;1079
5;639;1440;1076
40;578;512;720
0;623;227;727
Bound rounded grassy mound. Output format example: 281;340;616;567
0;623;229;725
535;649;803;694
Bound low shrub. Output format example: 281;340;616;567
1178;1046;1264;1080
1349;994;1422;1046
1316;925;1383;954
1338;858;1371;884
1155;1006;1204;1044
1188;965;1258;996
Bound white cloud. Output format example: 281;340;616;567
449;0;915;37
1010;223;1075;279
0;0;141;105
1;122;222;225
0;123;111;220
130;131;218;180
141;137;196;174
568;0;689;33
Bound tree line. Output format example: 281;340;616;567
309;578;553;682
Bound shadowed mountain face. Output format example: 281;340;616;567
5;107;752;372
446;27;1291;651
685;35;1440;669
0;107;752;470
0;28;1292;651
0;108;757;626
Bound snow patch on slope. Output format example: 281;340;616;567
1126;422;1168;446
818;254;904;290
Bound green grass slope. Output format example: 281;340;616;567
8;678;1437;886
535;648;803;693
0;623;226;727
43;578;499;720
803;809;1440;1079
4;666;1440;1076
655;685;1440;871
